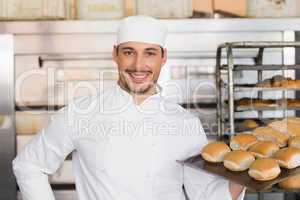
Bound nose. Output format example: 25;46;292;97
133;54;146;71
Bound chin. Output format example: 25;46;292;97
129;84;153;95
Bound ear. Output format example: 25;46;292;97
161;48;167;66
112;45;118;63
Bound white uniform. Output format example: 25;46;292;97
13;84;245;200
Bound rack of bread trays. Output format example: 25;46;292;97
179;42;300;198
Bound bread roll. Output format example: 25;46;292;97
256;79;272;87
223;150;255;171
249;141;279;158
248;158;281;181
286;117;300;124
268;118;300;138
289;136;300;149
201;141;231;163
295;80;300;88
271;75;288;87
236;98;275;108
283;80;300;88
243;119;259;129
230;134;257;151
279;174;300;189
254;99;276;108
287;99;300;108
253;126;289;147
273;147;300;169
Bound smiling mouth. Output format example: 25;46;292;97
125;70;152;83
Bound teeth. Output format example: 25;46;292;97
130;73;148;79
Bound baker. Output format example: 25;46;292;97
13;15;245;200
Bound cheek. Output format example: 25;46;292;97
147;59;163;74
118;56;134;69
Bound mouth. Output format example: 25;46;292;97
125;70;152;84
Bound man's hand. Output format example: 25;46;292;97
229;181;245;200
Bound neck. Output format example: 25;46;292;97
133;87;157;105
117;81;157;105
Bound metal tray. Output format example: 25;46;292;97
178;155;300;192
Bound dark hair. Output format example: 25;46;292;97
116;45;165;57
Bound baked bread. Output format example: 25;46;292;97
289;136;300;149
286;117;300;124
230;134;257;151
223;150;255;171
248;158;281;181
279;99;300;108
268;118;300;138
249;141;279;158
273;147;300;169
253;99;277;108
279;174;300;189
272;75;292;88
256;75;300;88
253;126;289;147
236;98;276;108
256;79;272;87
243;119;259;129
282;80;300;88
201;141;231;163
295;80;300;88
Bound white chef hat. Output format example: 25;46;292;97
116;15;168;47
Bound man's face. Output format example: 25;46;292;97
113;41;167;95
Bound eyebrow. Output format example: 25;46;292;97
119;47;135;51
145;48;160;52
119;47;160;51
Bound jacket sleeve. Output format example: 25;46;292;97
183;118;245;200
12;107;76;200
184;166;245;200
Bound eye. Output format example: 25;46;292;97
145;51;157;57
123;50;135;56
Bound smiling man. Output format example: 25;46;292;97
13;16;245;200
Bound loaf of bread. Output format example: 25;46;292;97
201;141;231;163
253;126;289;147
230;134;257;151
273;147;300;169
249;141;279;158
223;150;255;171
248;158;281;181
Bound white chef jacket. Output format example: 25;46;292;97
13;83;245;200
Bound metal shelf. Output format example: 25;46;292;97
234;86;300;92
216;41;300;137
235;106;300;111
221;64;300;71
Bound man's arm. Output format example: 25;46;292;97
230;182;245;200
13;107;76;200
